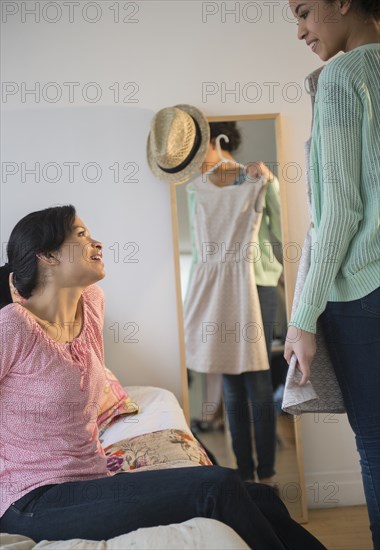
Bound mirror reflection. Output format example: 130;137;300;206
176;115;305;520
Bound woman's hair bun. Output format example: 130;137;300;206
0;263;13;308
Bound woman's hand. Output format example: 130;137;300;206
284;326;316;386
246;161;274;183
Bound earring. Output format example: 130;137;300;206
12;288;26;302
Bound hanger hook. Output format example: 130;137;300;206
215;134;229;161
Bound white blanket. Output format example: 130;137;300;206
0;518;249;549
99;385;190;448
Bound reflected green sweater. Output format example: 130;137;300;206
290;44;380;334
241;175;283;287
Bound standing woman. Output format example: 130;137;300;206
285;1;380;547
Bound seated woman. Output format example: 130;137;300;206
0;205;325;550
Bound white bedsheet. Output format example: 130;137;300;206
0;518;249;549
99;385;190;448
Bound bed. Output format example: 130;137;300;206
0;385;249;549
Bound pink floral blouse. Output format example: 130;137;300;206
0;284;110;518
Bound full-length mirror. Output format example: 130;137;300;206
175;114;307;522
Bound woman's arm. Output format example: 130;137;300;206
290;62;363;334
265;176;283;246
285;61;365;383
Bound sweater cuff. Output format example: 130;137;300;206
289;303;324;334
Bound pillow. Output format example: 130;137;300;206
97;367;139;434
104;428;213;474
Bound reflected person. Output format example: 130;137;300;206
185;121;283;484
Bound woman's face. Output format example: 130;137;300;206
289;0;351;61
55;216;105;287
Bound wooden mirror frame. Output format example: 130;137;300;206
170;113;308;523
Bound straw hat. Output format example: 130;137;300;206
147;104;210;184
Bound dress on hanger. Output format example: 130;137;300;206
184;168;270;375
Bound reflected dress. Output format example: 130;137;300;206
184;173;270;375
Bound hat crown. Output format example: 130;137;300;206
151;108;196;170
147;103;209;184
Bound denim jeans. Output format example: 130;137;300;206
0;466;326;549
257;285;278;365
223;285;277;481
319;286;380;549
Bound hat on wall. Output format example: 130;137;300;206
147;104;210;184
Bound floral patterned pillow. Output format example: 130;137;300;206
104;429;213;474
97;367;139;434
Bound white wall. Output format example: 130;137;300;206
1;0;364;508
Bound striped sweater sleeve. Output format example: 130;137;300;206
265;176;282;244
290;59;364;333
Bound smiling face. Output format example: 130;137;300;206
289;0;352;61
55;216;105;287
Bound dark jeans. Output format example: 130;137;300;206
223;285;277;481
320;286;380;549
0;466;326;550
257;285;278;366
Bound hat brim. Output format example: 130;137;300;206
147;104;210;185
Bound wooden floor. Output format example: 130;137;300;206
305;506;372;550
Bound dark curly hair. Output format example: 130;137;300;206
209;121;241;153
0;205;76;308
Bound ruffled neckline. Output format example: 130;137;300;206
12;293;87;348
